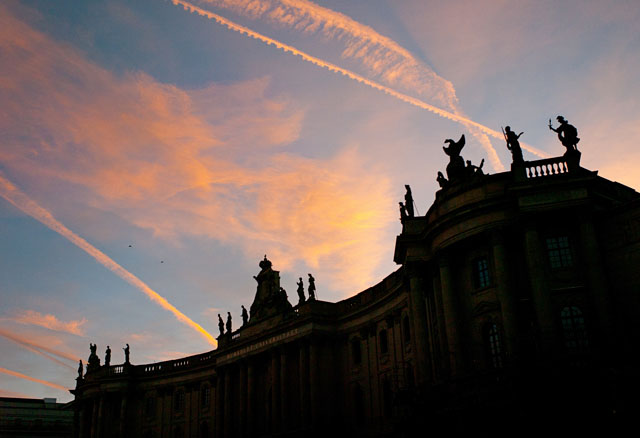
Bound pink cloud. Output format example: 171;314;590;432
7;310;88;336
0;3;395;295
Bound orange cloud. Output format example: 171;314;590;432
0;173;218;347
8;310;87;336
0;367;68;392
0;327;80;363
0;3;396;296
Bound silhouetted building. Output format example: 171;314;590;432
0;397;73;437
71;155;640;436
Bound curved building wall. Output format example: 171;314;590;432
72;161;640;436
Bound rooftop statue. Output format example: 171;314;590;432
549;116;581;169
404;185;414;217
437;171;448;188
241;305;248;326
104;346;111;367
123;344;130;364
297;277;306;305
502;126;524;164
77;360;83;379
249;256;293;322
308;273;316;300
466;159;484;176
443;134;466;181
226;312;232;334
399;202;408;222
87;343;100;372
218;313;224;336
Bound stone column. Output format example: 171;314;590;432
247;361;255;437
78;404;85;438
439;255;462;376
524;225;555;356
579;217;613;350
309;340;320;426
271;350;279;432
407;263;431;385
96;396;104;438
298;341;308;426
224;368;232;437
239;362;247;438
90;399;98;438
119;396;128;438
492;231;518;362
215;372;223;438
280;347;288;431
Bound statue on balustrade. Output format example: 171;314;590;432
218;314;224;336
226;312;232;334
443;134;466;181
249;255;292;322
297;277;306;305
502;126;524;164
404;185;415;217
466;159;484;176
549;116;581;166
77;360;83;379
123;344;130;364
104;346;111;367
399;202;407;222
87;343;100;372
308;273;316;300
241;305;248;326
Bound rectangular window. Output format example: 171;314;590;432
473;257;491;289
546;236;573;268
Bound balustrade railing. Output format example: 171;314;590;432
522;154;580;179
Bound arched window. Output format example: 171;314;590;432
473;257;491;289
402;315;411;343
201;386;211;409
379;329;388;355
560;306;589;354
484;323;504;369
174;390;185;413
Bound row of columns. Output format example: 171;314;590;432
77;394;127;438
429;219;612;376
214;340;322;437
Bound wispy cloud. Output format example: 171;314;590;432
0;366;68;392
8;310;87;336
0;172;218;347
0;4;395;295
0;327;80;363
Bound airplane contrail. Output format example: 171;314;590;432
0;328;77;370
0;367;68;391
171;0;548;163
0;173;217;347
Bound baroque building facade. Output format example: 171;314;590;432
71;153;640;436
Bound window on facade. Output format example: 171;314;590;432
379;329;388;354
174;390;185;412
484;323;504;369
145;396;156;418
561;306;589;354
402;315;411;343
472;257;491;289
351;338;362;365
546;236;573;269
201;386;211;409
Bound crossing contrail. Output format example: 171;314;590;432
171;0;548;164
0;328;78;370
0;367;68;391
0;173;217;347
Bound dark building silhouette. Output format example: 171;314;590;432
0;397;73;437
71;153;640;436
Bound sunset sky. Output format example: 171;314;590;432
1;0;639;402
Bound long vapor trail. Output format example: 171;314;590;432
0;328;77;370
0;173;217;347
171;0;548;162
0;367;68;391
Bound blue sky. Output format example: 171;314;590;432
1;0;639;401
